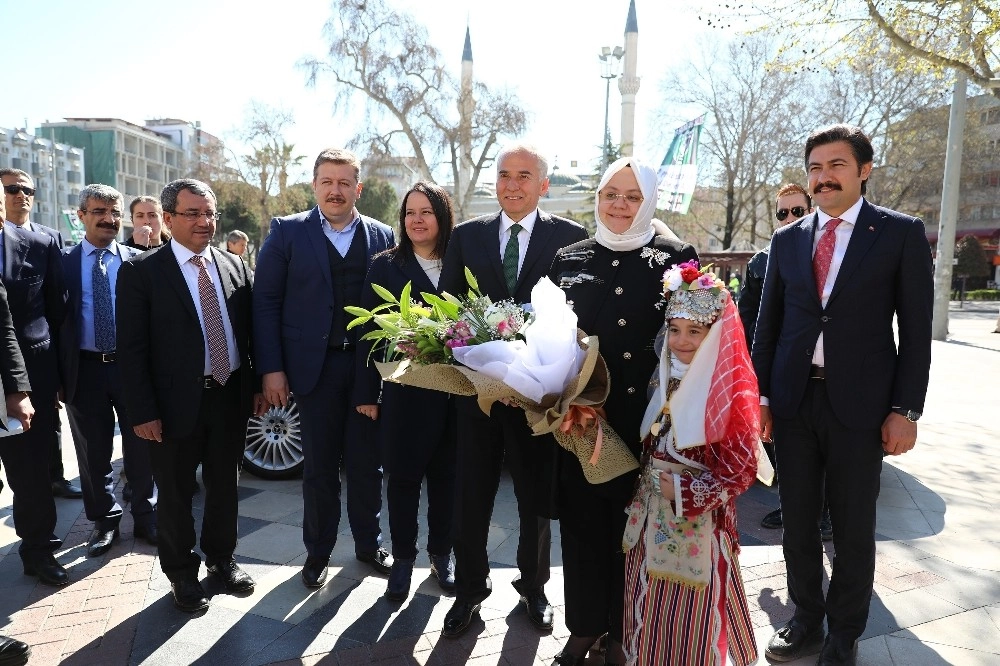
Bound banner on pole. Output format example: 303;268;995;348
657;115;705;214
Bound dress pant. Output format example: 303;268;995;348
22;345;60;483
296;346;383;559
383;384;456;560
150;370;243;581
66;355;157;532
773;378;884;641
452;397;551;601
557;448;636;641
0;430;60;561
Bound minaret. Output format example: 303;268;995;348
619;0;640;157
457;27;474;203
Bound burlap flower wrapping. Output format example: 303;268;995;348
376;333;639;484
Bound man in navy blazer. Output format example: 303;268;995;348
254;148;395;588
1;167;79;501
753;125;933;666
438;143;588;638
59;184;157;559
0;190;67;588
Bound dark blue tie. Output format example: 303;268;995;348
93;249;115;351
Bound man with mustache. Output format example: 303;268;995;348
254;149;395;588
0;170;68;586
753;125;933;666
59;184;157;558
1;168;80;501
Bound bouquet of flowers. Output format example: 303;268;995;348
346;268;639;484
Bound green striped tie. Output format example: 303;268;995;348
503;223;522;294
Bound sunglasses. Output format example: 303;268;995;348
775;206;806;221
3;184;35;197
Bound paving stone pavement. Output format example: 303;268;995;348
1;303;998;665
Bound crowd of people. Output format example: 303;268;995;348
0;122;933;666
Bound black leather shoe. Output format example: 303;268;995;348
171;579;209;612
207;559;255;593
518;587;554;630
22;554;69;586
51;479;83;499
765;620;824;662
87;527;119;558
761;508;783;529
301;556;329;588
356;546;393;575
442;599;482;638
817;635;857;666
385;557;414;601
429;552;455;591
134;523;158;546
820;510;834;541
122;482;133;504
0;634;30;666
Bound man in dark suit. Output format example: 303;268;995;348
438;143;588;638
0;186;68;587
117;179;265;612
254;149;395;589
0;250;36;664
59;184;157;559
753;125;933;666
1;167;78;500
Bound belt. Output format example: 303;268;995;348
80;350;116;363
330;342;355;352
202;376;225;389
809;364;825;380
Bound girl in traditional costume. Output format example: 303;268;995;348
623;262;762;666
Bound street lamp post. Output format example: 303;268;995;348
599;46;624;173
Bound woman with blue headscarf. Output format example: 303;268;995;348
546;157;699;665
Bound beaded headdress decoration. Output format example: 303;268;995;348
662;261;727;325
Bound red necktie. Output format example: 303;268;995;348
813;218;842;299
191;256;231;385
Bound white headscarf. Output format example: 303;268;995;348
593;156;658;252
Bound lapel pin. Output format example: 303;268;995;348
868;226;874;231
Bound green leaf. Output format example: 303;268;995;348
464;267;479;294
370;283;398;304
346;316;370;331
399;282;412;319
344;306;373;318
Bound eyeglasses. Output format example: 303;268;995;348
3;185;35;197
600;192;643;205
169;210;220;222
82;208;124;220
775;206;807;221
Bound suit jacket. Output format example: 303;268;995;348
116;242;256;438
738;246;770;349
58;241;141;403
439;210;588;303
28;221;65;250
253;208;395;395
0;279;31;428
1;223;66;355
752;200;933;430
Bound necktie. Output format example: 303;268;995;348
813;218;842;299
191;256;231;385
502;223;522;295
93;249;116;352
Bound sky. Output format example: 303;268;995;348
4;0;714;185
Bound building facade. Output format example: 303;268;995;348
1;127;86;241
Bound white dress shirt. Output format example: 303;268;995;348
499;208;539;277
812;196;864;366
169;243;240;375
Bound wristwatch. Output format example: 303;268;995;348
891;407;921;422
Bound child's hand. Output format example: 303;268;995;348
655;470;676;501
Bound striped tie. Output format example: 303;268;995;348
190;255;231;385
813;218;842;299
503;223;522;295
